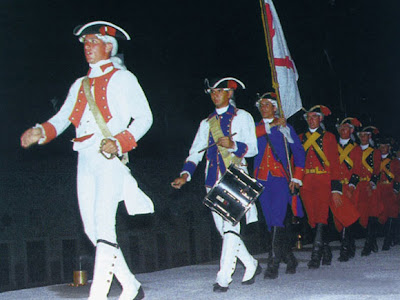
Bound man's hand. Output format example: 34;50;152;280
217;136;235;149
332;192;342;208
271;117;287;128
171;173;188;189
20;127;43;148
100;139;118;154
289;181;300;194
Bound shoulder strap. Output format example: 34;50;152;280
82;77;128;164
82;77;113;138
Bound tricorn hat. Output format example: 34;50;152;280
337;117;362;129
255;92;278;109
376;136;392;147
204;77;245;94
358;126;379;135
302;105;331;119
73;21;131;40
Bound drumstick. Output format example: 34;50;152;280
198;132;237;153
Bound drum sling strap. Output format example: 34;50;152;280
362;147;374;174
82;77;129;165
338;143;354;168
208;115;241;169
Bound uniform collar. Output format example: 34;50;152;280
263;118;274;124
339;138;351;146
360;144;369;150
208;104;236;119
87;59;114;78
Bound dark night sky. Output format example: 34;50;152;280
1;0;400;165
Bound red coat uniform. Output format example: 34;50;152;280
335;140;362;231
378;155;399;223
299;128;359;228
391;158;400;213
357;146;381;227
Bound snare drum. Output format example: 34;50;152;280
203;164;264;225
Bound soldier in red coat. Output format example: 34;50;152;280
390;145;400;245
299;105;359;269
377;137;399;250
335;118;362;262
356;126;382;256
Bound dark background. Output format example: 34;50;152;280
2;0;400;161
1;0;400;291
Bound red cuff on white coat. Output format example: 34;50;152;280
38;122;57;144
114;130;137;153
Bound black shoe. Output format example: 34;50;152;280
264;265;279;279
361;243;371;257
213;283;228;293
382;242;390;251
242;263;262;285
338;246;350;262
338;253;349;262
133;286;145;300
285;257;298;274
307;258;320;269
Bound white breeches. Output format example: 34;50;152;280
77;145;124;245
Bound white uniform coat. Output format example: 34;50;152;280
39;59;154;244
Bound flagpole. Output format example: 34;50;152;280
259;0;293;179
259;0;283;117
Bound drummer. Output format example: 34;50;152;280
253;93;305;279
171;77;261;292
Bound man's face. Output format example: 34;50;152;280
258;99;276;119
306;112;322;129
359;132;370;145
83;34;112;64
210;89;232;109
338;124;354;140
379;144;390;155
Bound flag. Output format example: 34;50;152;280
263;0;302;119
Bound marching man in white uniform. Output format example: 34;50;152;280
20;21;153;300
171;77;261;292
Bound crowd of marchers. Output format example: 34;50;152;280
20;19;400;298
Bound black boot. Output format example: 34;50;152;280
321;225;332;265
308;223;323;269
390;217;399;246
370;217;379;253
338;227;351;262
361;219;373;256
285;251;298;274
321;243;332;265
382;218;393;251
283;217;298;274
264;226;285;279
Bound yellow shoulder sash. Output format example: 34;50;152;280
208;116;241;168
361;147;374;173
303;131;330;167
338;143;355;167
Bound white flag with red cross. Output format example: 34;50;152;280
264;0;302;119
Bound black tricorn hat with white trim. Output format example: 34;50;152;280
73;21;131;40
204;77;245;94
